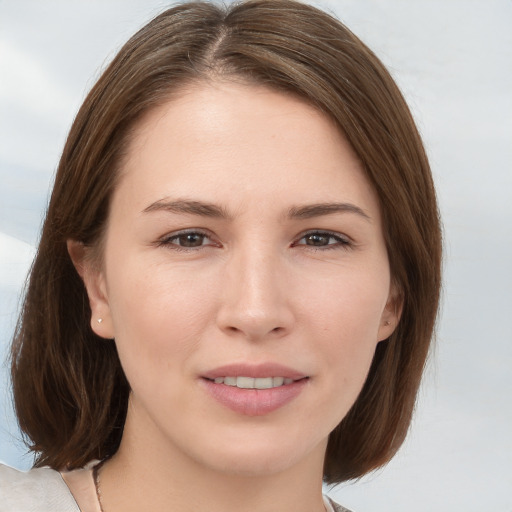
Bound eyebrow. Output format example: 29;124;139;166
143;199;370;222
287;202;371;222
143;199;231;218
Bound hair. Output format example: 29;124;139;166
10;0;441;484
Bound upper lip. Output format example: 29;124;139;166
202;363;307;381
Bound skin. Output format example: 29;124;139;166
69;81;400;512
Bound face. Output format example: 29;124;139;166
75;81;399;477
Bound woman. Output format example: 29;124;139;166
1;1;441;511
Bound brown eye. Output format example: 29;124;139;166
304;233;331;246
176;233;206;247
158;230;214;250
295;231;351;250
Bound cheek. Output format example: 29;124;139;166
303;265;389;342
303;270;388;405
105;258;216;376
104;262;220;425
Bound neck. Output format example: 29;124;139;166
99;407;327;512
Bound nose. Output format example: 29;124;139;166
216;246;294;341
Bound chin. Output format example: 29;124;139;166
187;428;327;478
200;448;304;477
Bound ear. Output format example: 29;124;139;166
377;283;403;342
67;240;115;339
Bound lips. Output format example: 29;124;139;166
202;362;307;381
201;363;308;416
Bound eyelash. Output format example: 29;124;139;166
292;230;352;251
156;229;352;252
156;229;217;252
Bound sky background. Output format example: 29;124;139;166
1;1;511;510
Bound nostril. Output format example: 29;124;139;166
222;323;287;340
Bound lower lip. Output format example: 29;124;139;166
201;378;308;416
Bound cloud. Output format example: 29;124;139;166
0;41;75;119
0;233;35;290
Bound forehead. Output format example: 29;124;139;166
114;80;379;217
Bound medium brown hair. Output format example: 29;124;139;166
11;0;441;483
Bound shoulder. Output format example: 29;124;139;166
0;463;80;512
324;494;354;512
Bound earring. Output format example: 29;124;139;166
97;318;103;324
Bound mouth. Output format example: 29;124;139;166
205;376;299;389
200;364;309;416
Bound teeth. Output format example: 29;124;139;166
237;376;261;389
212;376;296;389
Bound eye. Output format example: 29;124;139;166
157;230;217;250
294;230;351;249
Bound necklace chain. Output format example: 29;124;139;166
93;460;106;512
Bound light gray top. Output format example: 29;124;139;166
0;463;352;512
0;463;80;512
